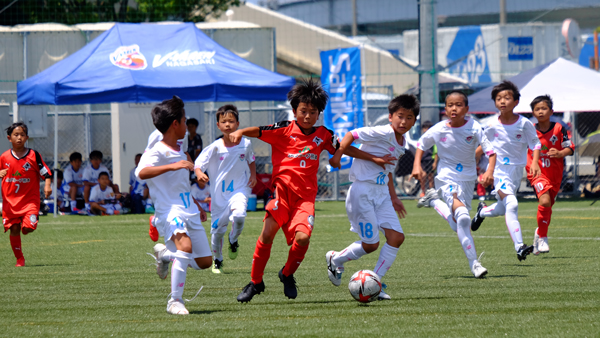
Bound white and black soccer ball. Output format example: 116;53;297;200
348;270;382;303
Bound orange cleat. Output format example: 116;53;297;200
15;257;25;267
149;216;159;242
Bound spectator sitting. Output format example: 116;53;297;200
129;153;149;214
186;118;203;161
63;152;85;212
89;172;123;215
45;169;68;214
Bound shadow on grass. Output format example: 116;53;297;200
25;263;74;267
486;275;528;278
189;310;225;315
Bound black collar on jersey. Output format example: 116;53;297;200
10;148;30;160
535;121;556;134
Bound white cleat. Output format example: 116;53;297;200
167;299;189;315
153;243;170;279
377;290;391;300
417;188;438;208
326;251;343;286
538;236;549;253
471;260;488;278
533;228;540;255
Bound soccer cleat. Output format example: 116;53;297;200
517;244;534;261
471;202;487;231
325;250;343;286
228;240;239;260
533;228;540;255
417;188;438;208
471;260;488;278
149;216;159;242
15;257;25;267
153;243;169;279
212;259;223;274
166;299;189;315
145;205;155;214
237;281;265;303
377;283;391;300
538;237;549;253
279;267;298;299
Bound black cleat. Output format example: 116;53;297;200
278;267;298;299
237;281;265;303
228;240;239;260
517;244;534;261
471;202;487;231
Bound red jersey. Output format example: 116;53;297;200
1;149;51;218
258;121;339;201
526;122;574;182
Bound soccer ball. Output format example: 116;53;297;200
348;270;382;303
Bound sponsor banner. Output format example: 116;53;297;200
320;47;363;171
446;26;491;83
508;37;534;61
110;46;216;70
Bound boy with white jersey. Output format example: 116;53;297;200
326;94;418;300
63;152;85;213
194;105;257;274
82;150;113;212
89;171;123;215
137;96;212;315
412;91;496;278
471;81;541;261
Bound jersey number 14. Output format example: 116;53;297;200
222;180;234;192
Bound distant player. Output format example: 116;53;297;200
0;122;52;267
326;94;419;300
471;81;541;261
412;91;496;278
89;171;123;215
137;96;212;315
194;105;257;274
526;95;574;254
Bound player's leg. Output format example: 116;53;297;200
228;193;248;260
473;173;513;230
166;232;194;315
209;215;228;274
497;190;533;260
148;215;159;242
536;191;553;254
7;221;25;267
450;192;486;278
83;184;92;212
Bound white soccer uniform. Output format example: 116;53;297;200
145;129;189;154
191;182;210;211
129;167;146;196
194;138;254;233
63;164;84;196
484;115;541;196
347;125;405;244
136;141;210;258
82;164;111;185
89;184;122;213
417;118;494;210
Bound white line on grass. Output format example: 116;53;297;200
406;233;600;241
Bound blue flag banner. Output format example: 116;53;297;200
320;47;363;171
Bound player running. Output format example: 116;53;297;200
526;95;574;254
195;105;257;274
0;122;52;267
326;94;419;300
137;96;212;315
471;81;541;261
412;91;496;278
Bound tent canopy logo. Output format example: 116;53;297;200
152;51;216;68
110;45;148;70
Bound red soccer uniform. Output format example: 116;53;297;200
258;120;338;244
1;149;51;232
526;122;574;201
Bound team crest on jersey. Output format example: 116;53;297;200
29;215;37;224
465;136;473;144
299;146;310;155
541;145;549;152
12;171;21;177
516;134;522;140
549;135;558;145
239;154;245;161
307;215;314;227
440;137;447;142
313;136;323;146
22;162;31;171
166;151;171;157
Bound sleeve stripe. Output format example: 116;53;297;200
352;131;359;140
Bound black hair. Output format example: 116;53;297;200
89;150;103;160
52;169;63;180
287;78;328;113
216;104;239;122
491;80;520;102
69;152;83;162
6;122;28;136
445;90;469;106
98;171;110;179
151;95;185;134
388;94;420;117
422;120;433;129
530;95;553;111
186;118;199;127
135;153;142;159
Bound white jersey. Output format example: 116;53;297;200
417;118;493;182
349;124;406;185
483;115;541;168
63;164;84;195
82;164;110;184
136;141;199;225
145;129;189;154
89;184;117;203
129;167;146;195
194;138;254;211
191;182;210;211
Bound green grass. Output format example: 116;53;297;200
1;199;599;337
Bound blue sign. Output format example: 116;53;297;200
508;37;533;61
446;26;491;83
320;47;363;171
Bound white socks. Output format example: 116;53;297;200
455;206;477;267
332;241;367;267
480;201;506;218
373;243;399;279
211;232;225;261
229;216;245;244
503;195;523;251
170;250;191;301
430;199;457;232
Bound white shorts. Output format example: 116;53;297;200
209;192;248;234
159;213;211;259
493;165;524;196
435;177;475;211
346;181;403;245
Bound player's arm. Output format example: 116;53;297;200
410;148;426;181
138;161;193;180
34;151;53;198
478;134;496;187
191;196;208;222
548;126;575;158
229;127;261;145
194;146;212;185
330;131;396;169
247;161;257;188
388;172;406;219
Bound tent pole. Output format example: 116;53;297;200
53;106;58;218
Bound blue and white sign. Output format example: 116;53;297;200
446;26;491;84
320;47;363;171
508;37;534;61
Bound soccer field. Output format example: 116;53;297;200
2;199;599;337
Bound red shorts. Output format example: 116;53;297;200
265;183;315;245
529;174;560;203
3;213;39;233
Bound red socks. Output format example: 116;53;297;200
537;205;552;237
250;239;272;285
10;235;24;260
282;240;309;277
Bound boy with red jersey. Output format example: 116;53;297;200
526;95;574;254
231;79;393;302
0;122;52;267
